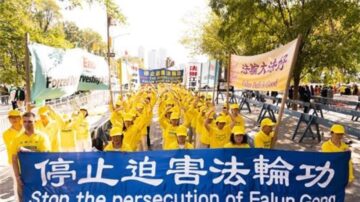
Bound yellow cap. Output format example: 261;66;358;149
206;95;212;100
176;125;188;137
230;104;239;109
330;124;345;134
170;113;180;120
110;127;123;137
38;106;49;115
123;113;134;121
8;109;21;117
216;116;227;123
232;126;246;135
261;118;275;128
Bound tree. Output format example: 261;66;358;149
59;0;126;22
165;57;175;68
0;0;125;85
32;0;62;33
189;0;360;102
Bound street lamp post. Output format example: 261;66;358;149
107;15;115;109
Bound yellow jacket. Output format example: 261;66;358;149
3;127;21;164
254;131;274;149
166;142;194;150
321;139;354;183
208;125;231;148
104;142;132;152
224;142;250;148
35;120;60;152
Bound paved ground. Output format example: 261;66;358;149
0;94;359;201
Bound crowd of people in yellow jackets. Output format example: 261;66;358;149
2;83;354;201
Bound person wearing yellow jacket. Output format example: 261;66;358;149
166;125;194;150
199;111;215;148
110;100;124;128
104;127;132;152
219;103;232;126
230;104;245;128
195;106;207;147
224;126;250;148
35;106;60;152
76;108;91;151
47;106;84;152
254;118;275;149
12;112;50;201
122;113;141;151
321;124;355;184
3;109;22;164
162;112;182;150
205;114;233;148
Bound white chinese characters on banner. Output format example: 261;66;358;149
253;155;294;187
35;158;76;187
121;156;163;186
166;155;207;185
78;158;118;186
296;161;334;188
33;155;336;189
210;156;250;186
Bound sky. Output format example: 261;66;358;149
62;0;210;65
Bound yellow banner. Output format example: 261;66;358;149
230;38;299;92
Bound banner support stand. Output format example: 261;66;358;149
24;32;31;112
271;35;302;148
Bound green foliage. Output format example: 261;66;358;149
60;0;126;23
185;0;360;91
0;0;125;85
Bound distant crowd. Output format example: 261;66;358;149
0;85;26;109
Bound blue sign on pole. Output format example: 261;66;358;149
19;149;349;202
139;68;183;84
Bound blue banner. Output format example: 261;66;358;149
19;149;349;202
139;68;183;84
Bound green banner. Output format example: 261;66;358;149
29;43;109;102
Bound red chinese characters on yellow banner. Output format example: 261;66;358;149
230;38;299;92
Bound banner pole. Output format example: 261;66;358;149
226;54;231;106
107;14;114;109
212;61;218;104
198;63;203;92
271;35;302;148
119;60;123;100
24;32;31;112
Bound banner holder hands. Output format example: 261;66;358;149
271;35;302;149
25;32;32;112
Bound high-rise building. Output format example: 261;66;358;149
138;46;145;59
157;48;167;68
148;49;157;69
